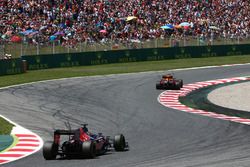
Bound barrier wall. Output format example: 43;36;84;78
22;44;250;70
0;58;25;76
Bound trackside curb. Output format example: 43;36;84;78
158;77;250;125
0;121;43;165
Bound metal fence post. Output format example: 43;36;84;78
36;43;39;55
53;41;55;54
20;42;23;57
0;42;4;59
169;37;171;47
155;38;158;48
67;43;69;53
80;40;82;52
85;38;87;52
110;38;113;50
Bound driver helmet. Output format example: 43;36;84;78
82;124;89;132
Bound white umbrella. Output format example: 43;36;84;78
126;16;137;21
131;39;141;43
209;26;220;30
179;22;190;27
39;26;47;31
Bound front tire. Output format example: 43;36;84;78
156;83;161;89
179;80;183;88
175;83;181;90
43;141;58;160
114;134;126;151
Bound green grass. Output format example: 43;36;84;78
1;55;250;87
0;118;14;135
0;54;250;134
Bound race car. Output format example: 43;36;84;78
156;74;183;90
43;124;128;160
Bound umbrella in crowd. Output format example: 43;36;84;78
59;23;67;29
39;26;47;31
166;24;174;29
96;22;104;27
126;16;137;21
11;35;22;43
100;29;107;33
1;34;7;39
5;31;12;36
160;25;170;29
49;35;57;41
19;29;38;36
29;31;39;37
66;32;72;36
183;26;190;30
174;25;182;29
130;39;141;43
160;24;174;29
209;26;220;30
179;22;190;27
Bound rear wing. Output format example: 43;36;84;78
54;129;76;135
53;129;78;145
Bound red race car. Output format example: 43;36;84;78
156;74;183;90
43;124;128;160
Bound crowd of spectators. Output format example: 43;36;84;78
0;0;249;48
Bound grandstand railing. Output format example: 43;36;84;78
1;35;250;58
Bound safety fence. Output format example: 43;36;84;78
1;36;250;59
0;44;249;75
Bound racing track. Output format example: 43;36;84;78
1;64;250;167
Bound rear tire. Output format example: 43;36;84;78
43;141;58;160
82;141;96;158
114;134;126;151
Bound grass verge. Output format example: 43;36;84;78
0;118;14;135
1;55;250;87
0;54;250;134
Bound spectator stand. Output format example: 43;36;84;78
0;0;249;58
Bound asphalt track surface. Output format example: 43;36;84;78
1;64;250;167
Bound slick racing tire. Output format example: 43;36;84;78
175;83;181;90
175;80;183;90
43;141;58;160
179;80;183;88
156;83;161;89
114;134;126;151
82;141;96;158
